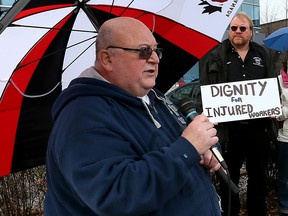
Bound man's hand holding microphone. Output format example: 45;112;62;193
176;97;240;195
181;114;221;173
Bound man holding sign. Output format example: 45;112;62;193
200;12;276;216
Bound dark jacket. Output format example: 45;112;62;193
201;39;275;85
44;74;221;215
200;39;276;146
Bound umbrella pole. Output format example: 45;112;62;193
0;0;30;34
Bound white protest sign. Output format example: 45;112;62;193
201;78;281;123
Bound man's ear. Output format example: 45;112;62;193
99;50;113;70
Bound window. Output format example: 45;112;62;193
0;0;16;19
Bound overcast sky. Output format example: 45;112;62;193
259;0;288;23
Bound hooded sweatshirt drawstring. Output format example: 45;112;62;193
140;99;162;129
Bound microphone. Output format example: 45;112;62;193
176;97;239;195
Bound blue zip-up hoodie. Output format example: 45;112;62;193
44;68;221;216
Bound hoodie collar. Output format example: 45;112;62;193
76;66;184;128
79;66;109;83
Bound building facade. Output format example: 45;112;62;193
240;0;261;30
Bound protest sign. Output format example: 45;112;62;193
201;78;281;123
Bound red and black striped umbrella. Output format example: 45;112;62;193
0;0;243;176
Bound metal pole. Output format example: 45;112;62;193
0;0;30;34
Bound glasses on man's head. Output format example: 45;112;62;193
106;46;163;60
230;26;248;32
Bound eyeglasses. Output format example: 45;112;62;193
230;26;248;32
106;46;163;60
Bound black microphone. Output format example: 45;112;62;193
176;97;239;195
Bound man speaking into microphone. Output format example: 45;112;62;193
45;17;222;216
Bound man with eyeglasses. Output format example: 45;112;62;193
44;17;222;216
200;12;276;216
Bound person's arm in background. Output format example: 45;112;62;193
200;52;218;85
200;44;226;86
263;46;277;78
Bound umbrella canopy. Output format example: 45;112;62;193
0;0;243;177
263;26;288;53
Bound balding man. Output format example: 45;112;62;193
45;17;221;216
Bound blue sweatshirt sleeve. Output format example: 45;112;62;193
56;129;203;216
168;136;201;168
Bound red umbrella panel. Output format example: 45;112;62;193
0;0;243;177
